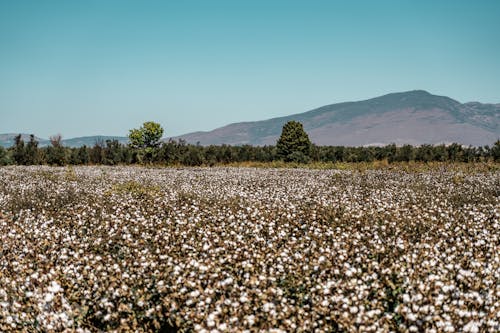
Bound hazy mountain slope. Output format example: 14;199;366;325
0;135;128;148
0;134;49;148
175;90;499;146
2;91;498;148
61;136;129;148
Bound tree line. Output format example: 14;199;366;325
1;121;499;166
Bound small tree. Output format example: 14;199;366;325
90;140;104;164
276;121;312;162
128;121;164;149
0;145;11;165
128;121;164;163
25;134;39;165
46;134;66;166
12;134;26;165
104;139;124;165
78;146;90;165
492;140;500;162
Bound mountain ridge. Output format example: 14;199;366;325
174;90;499;146
2;90;499;148
0;134;128;148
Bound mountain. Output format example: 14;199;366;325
175;90;499;146
60;136;128;148
0;135;128;148
2;91;498;148
0;134;49;148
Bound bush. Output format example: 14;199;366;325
0;146;12;165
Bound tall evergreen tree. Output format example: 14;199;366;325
276;121;312;162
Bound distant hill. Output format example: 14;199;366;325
174;90;499;146
0;134;49;148
2;91;498;148
61;136;129;148
0;135;128;148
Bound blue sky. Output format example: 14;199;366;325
1;0;499;138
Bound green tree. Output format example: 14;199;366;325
128;121;164;149
12;134;26;165
415;144;433;162
396;144;414;162
129;121;164;163
0;145;11;165
78;145;90;165
276;121;312;162
492;140;500;162
90;141;104;164
46;134;66;166
182;145;204;166
446;143;463;162
69;148;81;165
104;139;124;165
25;134;39;165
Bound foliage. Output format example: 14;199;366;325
11;134;25;165
46;134;66;166
128;121;164;149
276;121;312;162
0;146;11;165
1;130;498;167
25;134;39;165
89;140;104;164
492;140;500;162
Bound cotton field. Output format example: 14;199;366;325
0;166;499;332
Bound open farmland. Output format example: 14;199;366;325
0;166;499;332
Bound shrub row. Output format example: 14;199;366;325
1;135;499;166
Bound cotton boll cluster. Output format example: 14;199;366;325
0;165;498;332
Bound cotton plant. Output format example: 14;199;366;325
0;165;498;332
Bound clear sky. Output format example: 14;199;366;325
1;0;499;139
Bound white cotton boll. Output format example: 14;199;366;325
245;314;256;326
444;324;455;332
407;313;417;321
263;302;274;312
44;293;54;302
48;281;62;293
463;321;480;333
